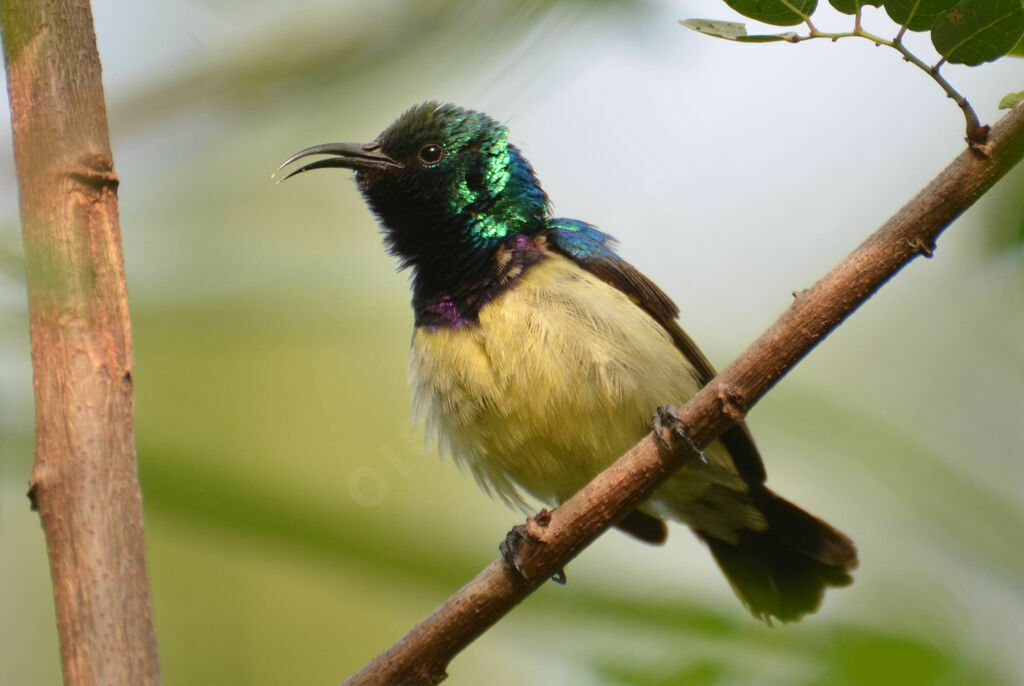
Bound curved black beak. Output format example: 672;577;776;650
275;141;400;182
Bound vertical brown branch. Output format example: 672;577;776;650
1;2;161;685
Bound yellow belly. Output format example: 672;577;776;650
410;252;752;534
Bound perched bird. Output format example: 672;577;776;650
278;102;857;622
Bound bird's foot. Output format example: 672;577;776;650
499;510;567;585
652;404;708;464
499;524;538;580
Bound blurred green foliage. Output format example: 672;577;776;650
2;2;1023;685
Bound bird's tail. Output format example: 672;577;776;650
694;486;857;623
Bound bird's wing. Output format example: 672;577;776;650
544;218;766;483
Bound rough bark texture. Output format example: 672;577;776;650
341;103;1024;686
1;1;161;684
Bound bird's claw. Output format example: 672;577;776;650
499;523;538;580
652;404;708;464
499;517;567;585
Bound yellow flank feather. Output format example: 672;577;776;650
410;251;764;541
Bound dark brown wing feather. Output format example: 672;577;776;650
545;222;857;621
545;225;766;484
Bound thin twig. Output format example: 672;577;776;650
789;24;984;143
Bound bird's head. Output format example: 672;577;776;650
278;102;549;273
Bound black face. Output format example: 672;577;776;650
353;103;523;218
282;104;513;226
278;102;550;295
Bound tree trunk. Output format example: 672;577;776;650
0;1;161;684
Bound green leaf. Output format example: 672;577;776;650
679;19;798;42
679;18;751;40
736;32;800;41
931;0;1024;66
724;0;818;27
883;0;960;32
830;0;884;16
998;90;1024;109
1008;30;1024;55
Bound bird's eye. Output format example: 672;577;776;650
417;143;445;165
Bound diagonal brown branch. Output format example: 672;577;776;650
1;1;161;684
341;103;1024;686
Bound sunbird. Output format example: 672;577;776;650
279;102;857;622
